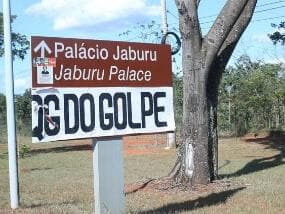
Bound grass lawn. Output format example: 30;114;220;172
0;135;284;213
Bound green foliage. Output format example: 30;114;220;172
173;75;183;131
269;21;285;45
0;89;32;139
0;93;7;143
0;12;30;60
0;93;6;121
15;89;32;136
19;144;31;158
218;55;285;136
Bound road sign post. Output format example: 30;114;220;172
93;137;125;214
31;36;174;212
3;0;20;209
31;36;175;143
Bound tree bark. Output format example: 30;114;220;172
170;0;257;186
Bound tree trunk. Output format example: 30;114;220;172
169;60;220;184
169;34;210;184
170;0;257;186
207;67;221;181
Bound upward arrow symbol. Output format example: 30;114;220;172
34;40;52;58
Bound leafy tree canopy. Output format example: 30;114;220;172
269;21;285;45
0;13;29;60
219;55;285;135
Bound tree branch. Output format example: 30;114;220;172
176;0;202;51
217;0;257;67
203;0;249;72
207;0;257;94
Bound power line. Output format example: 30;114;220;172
167;10;178;20
199;0;285;20
257;0;285;8
138;1;285;40
170;14;285;32
252;14;285;22
200;5;285;25
167;1;285;21
255;5;285;13
200;20;214;25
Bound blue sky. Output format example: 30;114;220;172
0;0;284;94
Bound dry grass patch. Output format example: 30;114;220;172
0;135;284;213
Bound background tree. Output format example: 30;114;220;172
173;75;183;132
218;56;285;135
169;0;257;186
0;90;32;138
0;93;6;143
0;12;29;59
0;93;6;120
269;21;285;45
15;89;31;136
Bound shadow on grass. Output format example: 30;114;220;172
218;160;231;170
244;130;285;151
135;187;245;214
22;199;80;209
221;130;285;178
220;153;285;178
30;167;52;171
30;144;92;156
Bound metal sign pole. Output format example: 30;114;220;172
161;0;176;149
92;137;125;214
3;0;20;209
161;0;168;35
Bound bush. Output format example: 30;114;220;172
19;144;31;158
